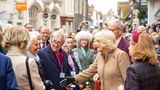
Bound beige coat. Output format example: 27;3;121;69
75;48;130;90
7;46;45;90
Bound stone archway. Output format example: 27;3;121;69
43;7;50;26
51;6;60;29
155;9;160;21
29;2;43;29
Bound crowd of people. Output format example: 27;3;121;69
0;18;160;90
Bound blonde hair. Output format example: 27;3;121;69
131;32;159;65
94;30;116;52
3;25;29;50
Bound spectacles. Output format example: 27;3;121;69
108;28;119;32
26;27;32;29
50;40;63;46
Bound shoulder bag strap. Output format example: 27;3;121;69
26;57;33;90
35;60;46;81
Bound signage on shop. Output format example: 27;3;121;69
15;0;27;10
15;2;27;10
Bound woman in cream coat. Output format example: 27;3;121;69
61;30;130;90
3;26;45;90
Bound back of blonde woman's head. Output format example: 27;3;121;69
3;25;29;50
132;32;159;65
94;30;116;51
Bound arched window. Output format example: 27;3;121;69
29;5;39;29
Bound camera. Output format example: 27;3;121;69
44;80;54;90
85;21;89;25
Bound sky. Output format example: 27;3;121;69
89;0;129;15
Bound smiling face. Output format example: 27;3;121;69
93;39;106;54
65;38;74;50
108;22;122;39
50;33;64;53
30;39;39;55
80;39;89;48
40;27;49;42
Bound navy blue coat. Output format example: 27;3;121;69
125;60;160;90
38;46;71;90
0;53;19;90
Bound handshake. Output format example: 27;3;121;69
60;76;76;88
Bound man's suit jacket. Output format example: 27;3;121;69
118;37;129;55
39;40;50;49
0;53;19;90
125;60;160;90
38;46;71;90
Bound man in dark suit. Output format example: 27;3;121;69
38;31;71;90
0;53;19;90
39;26;50;49
108;19;130;55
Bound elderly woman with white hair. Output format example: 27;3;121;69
60;30;130;90
72;31;95;70
27;31;40;63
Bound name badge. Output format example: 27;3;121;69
70;71;76;76
60;72;65;78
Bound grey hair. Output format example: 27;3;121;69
110;19;125;31
50;31;65;42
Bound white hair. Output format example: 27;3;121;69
27;31;40;50
138;25;146;32
75;31;92;43
27;38;38;51
29;31;40;39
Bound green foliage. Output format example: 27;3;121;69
138;5;148;21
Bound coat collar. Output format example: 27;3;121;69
77;47;92;58
45;46;67;68
7;46;27;56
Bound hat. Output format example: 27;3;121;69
75;31;92;43
132;31;141;43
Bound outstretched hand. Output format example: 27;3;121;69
60;76;75;88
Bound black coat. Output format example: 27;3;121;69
125;60;160;90
38;46;71;90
